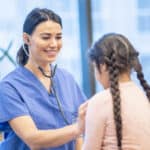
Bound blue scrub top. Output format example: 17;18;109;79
0;66;86;150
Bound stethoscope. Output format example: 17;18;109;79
38;64;70;125
22;45;71;125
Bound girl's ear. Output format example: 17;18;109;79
100;63;107;72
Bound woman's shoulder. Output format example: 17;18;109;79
1;67;21;82
0;66;26;89
0;68;21;94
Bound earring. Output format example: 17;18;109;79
22;44;29;56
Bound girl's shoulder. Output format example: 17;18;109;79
88;89;112;108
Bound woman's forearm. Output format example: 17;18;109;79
9;116;81;149
28;123;80;149
9;102;88;149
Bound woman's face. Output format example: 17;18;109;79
94;63;110;89
25;20;62;64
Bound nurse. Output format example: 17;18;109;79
0;8;87;150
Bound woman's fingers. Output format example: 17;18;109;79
76;101;89;134
78;101;88;118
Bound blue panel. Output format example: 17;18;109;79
78;0;94;97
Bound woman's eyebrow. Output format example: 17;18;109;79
40;32;62;36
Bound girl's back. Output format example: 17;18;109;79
104;81;150;150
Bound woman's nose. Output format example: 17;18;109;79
49;38;57;48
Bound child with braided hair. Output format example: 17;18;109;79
82;33;150;150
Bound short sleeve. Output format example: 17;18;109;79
74;81;87;103
72;82;87;118
0;82;29;131
68;75;87;116
54;67;87;113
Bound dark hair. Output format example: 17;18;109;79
16;8;62;66
89;33;150;150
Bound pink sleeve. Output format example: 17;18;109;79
82;95;107;150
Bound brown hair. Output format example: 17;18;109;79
89;33;150;150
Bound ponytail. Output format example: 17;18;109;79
16;44;29;66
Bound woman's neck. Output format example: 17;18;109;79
25;59;51;77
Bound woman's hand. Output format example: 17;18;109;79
76;101;88;135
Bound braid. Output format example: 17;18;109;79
132;57;150;102
136;71;150;101
107;53;122;150
88;33;150;150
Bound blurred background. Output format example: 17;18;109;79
0;0;150;99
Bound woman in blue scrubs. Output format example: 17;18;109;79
0;8;87;150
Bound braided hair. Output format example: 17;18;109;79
89;33;150;150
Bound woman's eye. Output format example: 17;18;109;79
56;36;62;40
42;36;50;40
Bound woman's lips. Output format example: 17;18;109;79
45;50;57;56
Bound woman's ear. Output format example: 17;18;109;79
23;32;30;45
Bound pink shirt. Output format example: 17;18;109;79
83;81;150;150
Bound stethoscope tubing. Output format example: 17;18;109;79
38;64;70;125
